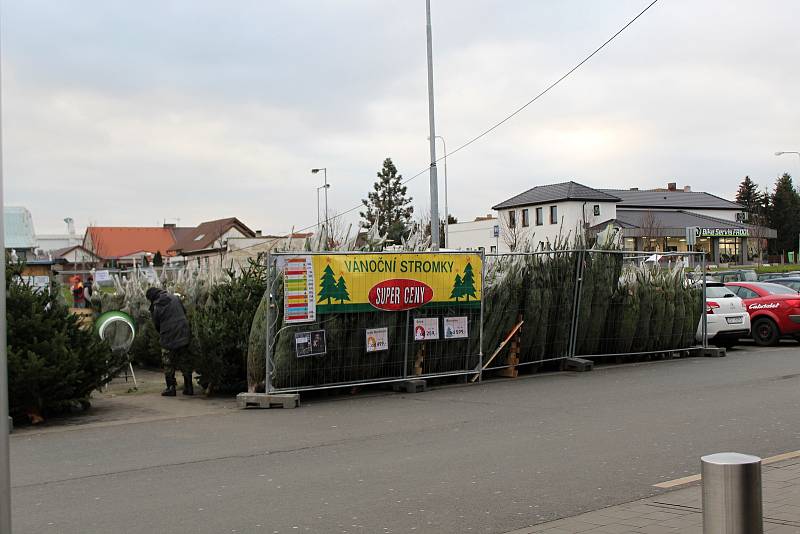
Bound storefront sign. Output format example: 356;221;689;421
281;253;481;315
695;227;749;238
365;327;389;352
443;317;469;339
413;318;439;341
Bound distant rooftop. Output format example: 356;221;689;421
599;188;742;210
492;181;620;210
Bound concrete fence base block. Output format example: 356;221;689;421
564;358;594;372
392;379;427;394
236;392;300;409
702;347;727;358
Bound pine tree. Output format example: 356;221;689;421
735;176;766;221
460;263;477;301
360;158;414;244
334;276;350;304
450;274;463;301
152;251;164;267
317;265;338;304
6;261;125;421
769;173;800;255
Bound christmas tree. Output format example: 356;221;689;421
450;273;463;301
318;265;338;304
334;276;351;304
460;263;477;301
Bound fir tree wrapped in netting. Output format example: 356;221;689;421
192;259;268;393
7;262;127;422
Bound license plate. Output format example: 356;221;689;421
726;316;744;324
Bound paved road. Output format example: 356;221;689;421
11;343;800;533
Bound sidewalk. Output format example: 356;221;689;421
507;457;800;533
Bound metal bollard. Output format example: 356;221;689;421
701;452;763;534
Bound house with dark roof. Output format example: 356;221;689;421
168;217;256;266
81;217;256;267
449;181;775;264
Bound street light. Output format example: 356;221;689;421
775;151;800;167
311;168;329;242
429;135;449;248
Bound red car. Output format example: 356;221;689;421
725;282;800;346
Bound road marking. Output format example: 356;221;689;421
653;449;800;488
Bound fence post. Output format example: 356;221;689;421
403;309;410;380
265;252;273;395
701;452;763;534
701;252;708;349
478;250;486;381
567;249;586;358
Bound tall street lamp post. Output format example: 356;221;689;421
0;4;11;529
312;168;329;247
429;135;449;248
425;0;441;250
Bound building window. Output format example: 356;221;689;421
536;207;543;226
719;238;741;264
521;209;529;227
593;205;600;217
508;210;516;228
550;205;558;224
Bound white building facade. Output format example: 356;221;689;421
447;181;776;263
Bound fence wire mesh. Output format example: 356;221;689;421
264;249;707;392
266;251;483;392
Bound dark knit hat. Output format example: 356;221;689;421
145;287;162;302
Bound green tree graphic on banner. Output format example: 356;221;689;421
450;273;463;301
334;276;351;304
460;263;477;301
318;265;338;304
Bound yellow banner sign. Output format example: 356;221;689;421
309;253;482;314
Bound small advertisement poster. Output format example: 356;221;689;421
365;327;389;353
284;256;317;324
413;318;439;341
295;330;326;358
443;317;468;339
94;270;111;283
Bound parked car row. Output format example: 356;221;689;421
696;280;800;347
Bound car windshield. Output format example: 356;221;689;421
706;286;737;298
759;283;800;295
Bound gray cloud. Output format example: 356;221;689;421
3;0;798;234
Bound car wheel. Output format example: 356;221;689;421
752;318;780;346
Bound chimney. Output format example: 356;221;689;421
667;182;677;191
163;223;176;228
64;217;76;235
255;230;262;237
630;187;639;191
683;185;692;192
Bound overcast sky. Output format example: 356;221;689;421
3;0;799;235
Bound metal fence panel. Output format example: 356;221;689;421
266;251;484;393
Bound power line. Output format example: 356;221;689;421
257;0;661;247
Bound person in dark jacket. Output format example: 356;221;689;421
145;287;194;396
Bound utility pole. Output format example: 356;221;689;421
0;3;12;530
425;0;441;251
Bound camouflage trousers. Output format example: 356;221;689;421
161;345;193;379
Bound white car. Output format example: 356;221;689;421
696;283;751;347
